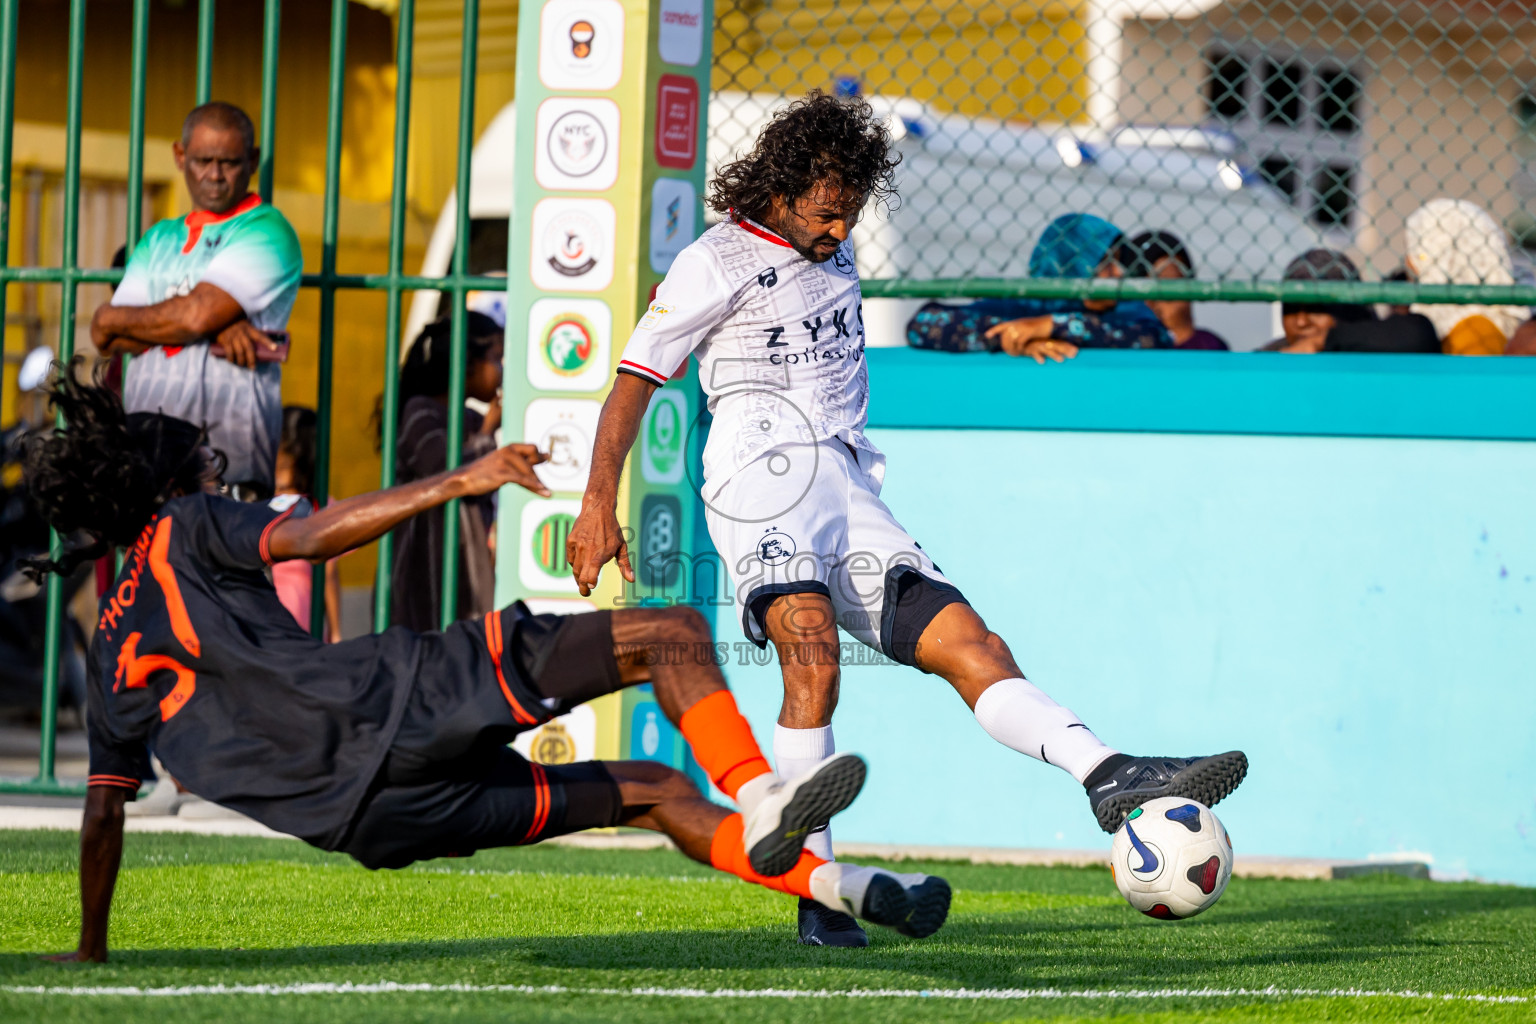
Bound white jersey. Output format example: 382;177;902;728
616;216;878;496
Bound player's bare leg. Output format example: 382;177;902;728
607;759;951;940
760;591;872;945
913;603;1248;833
610;606;865;876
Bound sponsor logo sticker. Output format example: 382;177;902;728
640;389;687;484
637;301;672;331
657;0;703;66
526;297;611;392
512;702;597;764
655;75;699;169
535;98;621;191
530;198;615;292
639;493;683;588
517;498;583;593
649;178;696;273
538;0;624;91
523;398;602;493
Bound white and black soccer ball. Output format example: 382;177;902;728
1109;797;1233;919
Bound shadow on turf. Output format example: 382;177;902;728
7;881;1530;986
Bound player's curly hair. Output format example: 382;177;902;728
20;360;219;579
707;90;900;222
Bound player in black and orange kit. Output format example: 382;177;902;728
24;364;951;963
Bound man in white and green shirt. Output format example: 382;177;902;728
91;102;302;495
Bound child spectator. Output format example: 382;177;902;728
906;213;1171;361
387;313;504;632
1116;231;1229;350
270;406;341;641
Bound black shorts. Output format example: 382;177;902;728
338;604;627;870
339;750;621;870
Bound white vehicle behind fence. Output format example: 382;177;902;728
407;94;1322;353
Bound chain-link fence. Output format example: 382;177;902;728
710;0;1536;316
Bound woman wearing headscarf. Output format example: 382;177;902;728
1405;199;1529;355
905;213;1172;360
1258;248;1439;354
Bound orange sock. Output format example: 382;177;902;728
678;689;772;797
709;812;823;896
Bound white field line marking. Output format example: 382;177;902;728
1;983;1530;1003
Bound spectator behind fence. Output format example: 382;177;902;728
89;101;301;498
387;312;517;632
1405;198;1529;356
270;406;341;641
1116;231;1229;350
1507;319;1536;355
1260;249;1372;353
906;212;1171;362
1260;248;1438;354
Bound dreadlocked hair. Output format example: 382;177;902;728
707;90;900;223
21;359;216;580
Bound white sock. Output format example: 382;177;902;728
773;723;836;861
973;677;1119;784
809;862;928;919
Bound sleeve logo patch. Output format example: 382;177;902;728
638;302;673;330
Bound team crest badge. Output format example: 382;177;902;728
757;530;796;566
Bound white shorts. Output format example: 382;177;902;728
703;440;968;663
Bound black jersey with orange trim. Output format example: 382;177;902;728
85;492;551;849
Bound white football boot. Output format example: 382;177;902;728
737;752;866;877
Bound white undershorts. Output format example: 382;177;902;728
703;439;966;659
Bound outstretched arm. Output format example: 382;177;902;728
565;372;658;597
44;785;127;963
268;443;549;564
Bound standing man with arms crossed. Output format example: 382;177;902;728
567;92;1249;946
91;101;301;499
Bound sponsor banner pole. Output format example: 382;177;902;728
498;0;712;773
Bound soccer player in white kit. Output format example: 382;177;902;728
568;92;1248;946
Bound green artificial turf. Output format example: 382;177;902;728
1;829;1532;1024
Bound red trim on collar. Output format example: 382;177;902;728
731;214;792;248
181;193;262;254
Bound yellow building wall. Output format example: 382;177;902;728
713;0;1089;123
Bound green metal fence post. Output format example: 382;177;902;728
125;0;148;247
37;0;88;786
257;0;280;203
310;0;347;638
195;0;214;104
438;0;478;631
373;0;416;633
0;0;16;430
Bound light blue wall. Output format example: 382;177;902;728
721;353;1536;885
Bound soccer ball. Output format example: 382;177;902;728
1109;797;1233;919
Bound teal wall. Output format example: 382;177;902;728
722;350;1536;884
